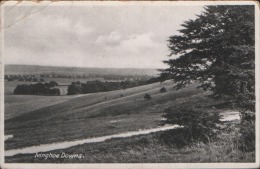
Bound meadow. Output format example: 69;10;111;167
5;80;253;162
6;81;203;149
6;123;254;163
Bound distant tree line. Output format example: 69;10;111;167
67;80;148;95
39;73;151;81
14;81;60;95
146;73;172;84
5;75;44;82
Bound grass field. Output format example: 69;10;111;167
5;123;254;163
5;95;79;120
5;81;205;149
5;80;253;162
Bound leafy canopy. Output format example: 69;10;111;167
161;5;255;97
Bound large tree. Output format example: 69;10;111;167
161;5;255;98
161;5;255;151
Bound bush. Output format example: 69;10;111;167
160;87;167;93
239;110;255;152
49;88;61;96
159;127;193;148
144;93;152;100
67;82;82;95
48;81;59;87
162;106;222;142
235;95;255;152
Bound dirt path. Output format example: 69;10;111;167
5;125;179;157
5;110;240;157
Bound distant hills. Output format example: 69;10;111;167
5;64;159;76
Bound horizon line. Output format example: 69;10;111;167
5;64;164;70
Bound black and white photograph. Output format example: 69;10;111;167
0;1;259;168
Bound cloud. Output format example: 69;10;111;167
120;32;157;53
73;21;94;36
4;4;204;68
98;32;168;68
4;12;94;66
95;31;122;46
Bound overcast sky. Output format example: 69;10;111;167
4;3;204;69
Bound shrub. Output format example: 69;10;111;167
160;87;167;93
235;95;255;152
49;88;61;96
159;127;193;148
48;81;59;87
239;110;255;151
144;93;152;100
67;82;82;95
162;106;222;142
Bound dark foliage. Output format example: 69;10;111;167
160;87;167;93
48;81;59;88
14;81;60;96
235;94;255;152
67;81;82;95
159;128;193;148
67;80;148;95
5;75;45;82
162;106;222;142
144;93;152;100
161;5;254;97
161;5;255;151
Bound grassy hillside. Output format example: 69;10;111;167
5;81;173;119
5;95;79;120
6;123;254;163
5;81;206;150
5;81;253;163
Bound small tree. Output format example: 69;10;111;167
48;81;59;88
144;93;152;100
67;82;82;95
49;88;61;96
160;87;167;93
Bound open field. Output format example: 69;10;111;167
5;81;206;150
5;95;80;120
5;80;174;120
5;123;254;163
5;81;249;162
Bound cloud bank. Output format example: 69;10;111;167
4;4;204;68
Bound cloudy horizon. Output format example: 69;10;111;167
3;3;204;69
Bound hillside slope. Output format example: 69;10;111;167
5;81;206;150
